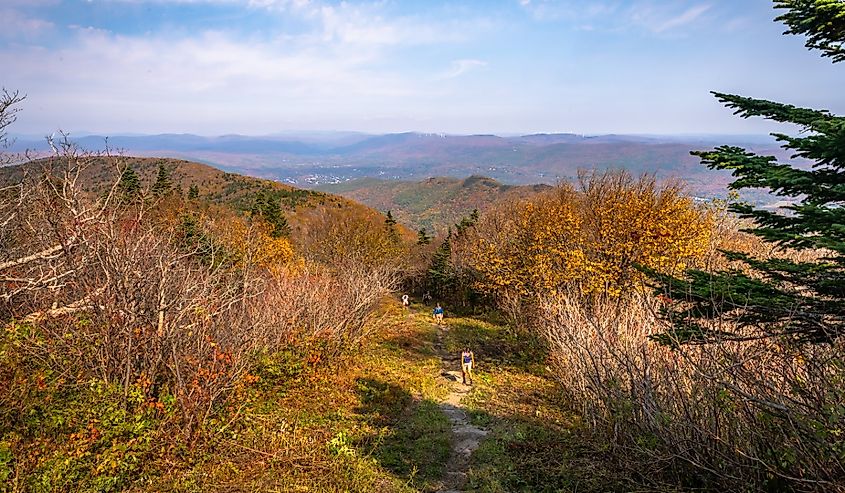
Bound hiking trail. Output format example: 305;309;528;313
432;318;488;493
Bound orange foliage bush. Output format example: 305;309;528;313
0;148;398;445
295;205;409;272
212;214;299;277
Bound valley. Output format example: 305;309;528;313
11;132;782;198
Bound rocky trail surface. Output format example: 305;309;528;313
433;322;488;493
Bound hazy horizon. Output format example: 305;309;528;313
9;130;778;141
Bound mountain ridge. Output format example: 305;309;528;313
8;131;787;200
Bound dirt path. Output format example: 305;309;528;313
433;321;488;493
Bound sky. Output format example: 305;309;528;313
2;0;844;136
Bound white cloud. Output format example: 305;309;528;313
96;0;303;4
0;20;462;133
2;0;58;5
0;8;54;38
314;3;486;47
647;4;711;33
0;0;503;134
519;1;621;23
247;0;313;10
439;59;487;79
520;1;713;35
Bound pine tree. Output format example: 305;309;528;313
650;0;845;344
188;184;199;200
417;227;431;245
385;210;397;227
776;0;845;63
251;191;290;238
384;210;400;243
263;195;290;239
151;163;172;197
427;228;454;297
455;209;479;236
250;191;267;217
117;165;141;203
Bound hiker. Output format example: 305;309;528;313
433;303;444;325
401;294;410;310
461;347;475;385
422;291;432;304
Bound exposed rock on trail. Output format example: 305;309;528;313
435;325;488;493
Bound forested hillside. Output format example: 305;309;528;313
0;155;394;241
318;175;551;232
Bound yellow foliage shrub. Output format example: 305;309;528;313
211;213;299;276
468;171;711;298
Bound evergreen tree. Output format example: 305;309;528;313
263;195;290;239
250;191;267;217
251;191;290;238
177;214;228;267
417;227;431;245
385;210;400;243
188;184;199;200
650;0;845;344
776;0;845;63
455;208;479;236
117;165;141;203
385;210;397;227
151;163;173;197
427;228;454;297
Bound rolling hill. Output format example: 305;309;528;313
0;156;392;239
318;175;552;233
10;132;789;201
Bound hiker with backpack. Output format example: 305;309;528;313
433;303;444;325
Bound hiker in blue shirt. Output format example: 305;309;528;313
461;347;475;385
433;303;444;325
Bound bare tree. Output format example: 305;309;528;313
0;88;25;162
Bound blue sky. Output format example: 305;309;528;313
2;0;843;136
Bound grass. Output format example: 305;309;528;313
442;314;548;374
367;398;451;492
439;315;629;493
3;298;639;492
141;300;453;492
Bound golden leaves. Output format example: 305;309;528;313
213;215;298;276
467;172;711;298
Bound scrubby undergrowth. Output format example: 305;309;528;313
1;302;456;492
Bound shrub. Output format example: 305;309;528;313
0;145;400;487
539;289;845;491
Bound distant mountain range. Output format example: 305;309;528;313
9;131;788;201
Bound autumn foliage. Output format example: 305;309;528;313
466;171;711;305
0;141;406;489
